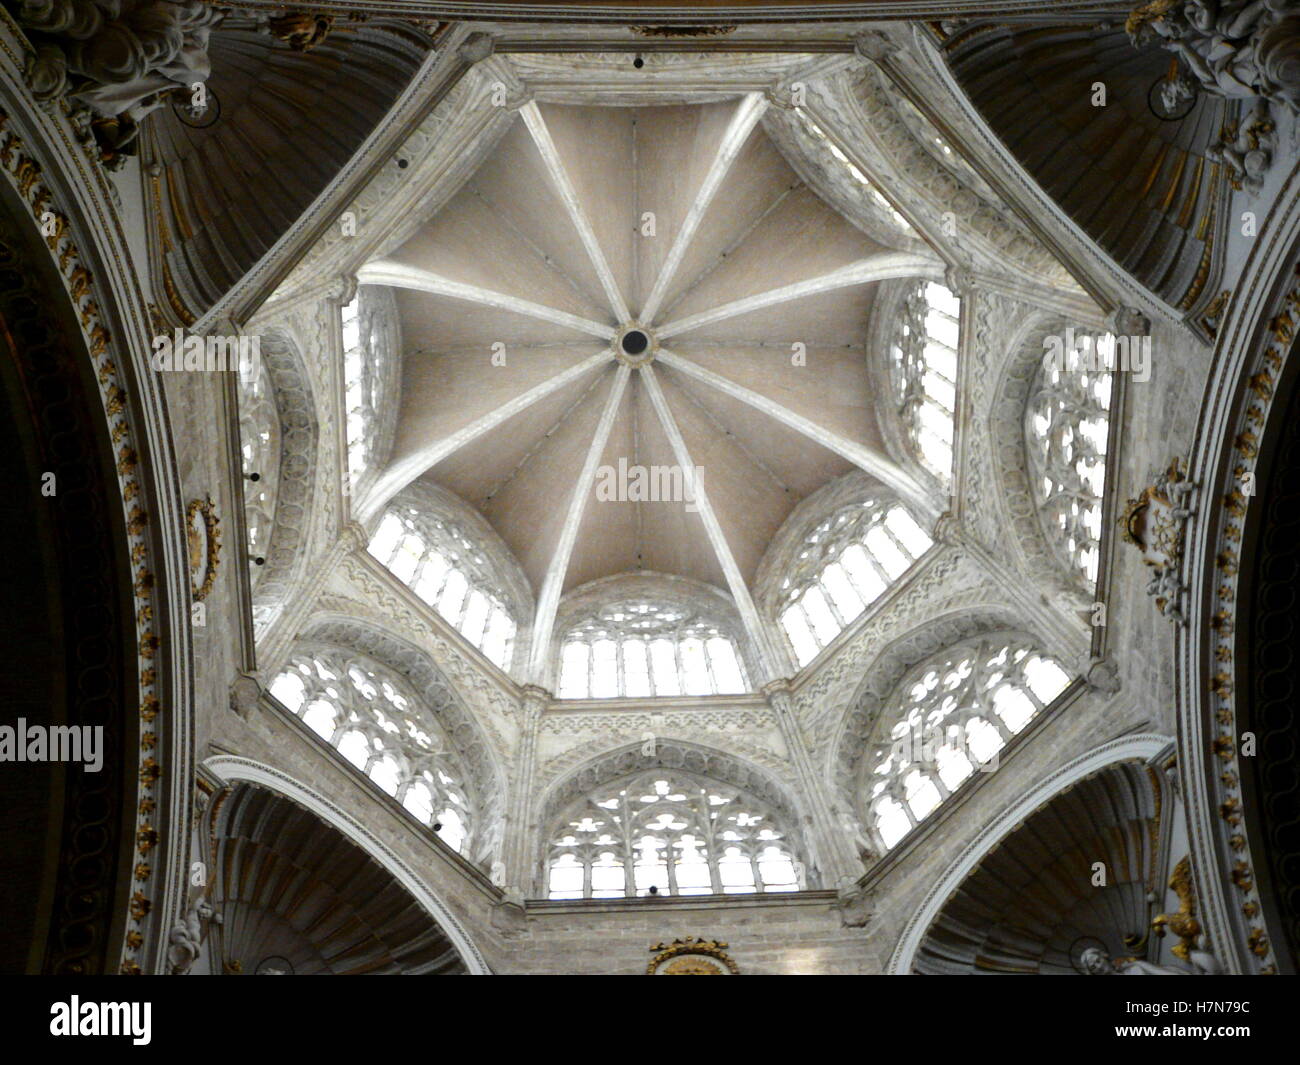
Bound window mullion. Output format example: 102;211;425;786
795;603;820;651
665;834;679;896
818;583;847;629
703;800;723;895
702;641;718;695
621;794;635;897
864;549;893;586
835;550;873;605
881;525;914;564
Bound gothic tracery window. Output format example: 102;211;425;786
341;291;395;488
269;649;473;853
776;497;933;666
556;601;747;699
237;354;279;572
890;280;959;481
368;504;519;670
864;637;1070;851
546;770;801;899
1025;332;1113;584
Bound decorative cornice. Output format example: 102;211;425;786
1182;250;1300;974
0;92;181;974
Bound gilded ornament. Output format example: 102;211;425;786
186;496;222;601
1152;856;1202;961
647;937;738;975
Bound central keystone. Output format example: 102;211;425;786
620;328;650;356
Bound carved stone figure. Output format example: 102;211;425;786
10;0;223;163
1085;655;1122;695
1080;945;1223;974
229;671;263;720
1122;458;1196;625
836;808;879;865
1208;99;1276;190
834;884;876;929
167;897;216;975
265;12;332;52
1127;1;1300;110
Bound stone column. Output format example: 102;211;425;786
500;684;549;896
761;679;862;890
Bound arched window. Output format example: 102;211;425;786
890;280;958;481
268;649;473;853
775;497;933;666
556;601;747;699
546;770;802;899
1025;332;1113;584
864;637;1070;851
368;502;519;670
237;354;279;572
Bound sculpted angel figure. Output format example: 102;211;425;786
1080;945;1223;975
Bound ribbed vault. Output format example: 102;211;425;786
913;761;1160;974
209;783;469;974
348;91;947;684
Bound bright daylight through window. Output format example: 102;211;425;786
547;771;800;899
269;649;472;853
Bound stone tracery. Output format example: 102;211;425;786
1024;331;1114;586
9;3;1281;977
861;634;1071;850
269;646;477;854
368;484;528;671
545;768;802;899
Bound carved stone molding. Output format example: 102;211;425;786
0;101;180;975
1120;457;1196;626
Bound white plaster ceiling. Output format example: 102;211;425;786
354;78;943;612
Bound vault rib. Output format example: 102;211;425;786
355;350;616;523
640;363;790;682
656;347;939;522
528;365;632;682
656;251;943;338
520;101;632;323
357;259;616;339
639;92;768;325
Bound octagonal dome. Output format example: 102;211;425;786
349;93;942;621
